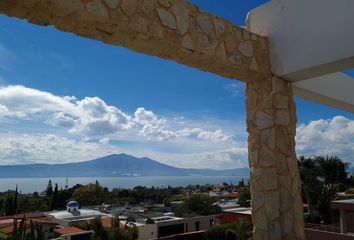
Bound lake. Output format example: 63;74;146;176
0;176;249;194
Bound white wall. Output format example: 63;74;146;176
248;0;354;81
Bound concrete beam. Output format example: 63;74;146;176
0;0;271;82
293;73;354;113
247;0;354;81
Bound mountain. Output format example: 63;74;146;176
0;154;249;178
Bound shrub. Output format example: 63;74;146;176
204;221;252;240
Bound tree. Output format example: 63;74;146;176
46;180;53;197
14;185;18;214
50;183;58;210
5;192;14;216
174;194;221;217
316;185;336;224
315;156;349;185
71;183;109;206
205;221;252;240
238;186;251;208
298;156;323;213
90;217;109;240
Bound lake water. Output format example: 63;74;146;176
0;176;249;194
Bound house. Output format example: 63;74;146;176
0;217;57;240
331;199;354;235
53;226;93;240
46;201;111;227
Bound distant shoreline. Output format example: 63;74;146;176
0;175;249;193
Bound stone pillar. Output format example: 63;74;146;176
246;76;305;240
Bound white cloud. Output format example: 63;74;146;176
134;107;232;142
0;85;234;143
0;132;118;165
0;85;75;118
224;82;245;97
296;116;354;162
69;97;133;135
197;129;232;142
0;85;132;136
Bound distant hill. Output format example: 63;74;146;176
0;154;249;178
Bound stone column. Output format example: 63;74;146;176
246;76;305;240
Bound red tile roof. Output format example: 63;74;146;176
54;227;87;235
0;218;57;235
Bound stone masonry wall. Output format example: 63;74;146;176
246;76;305;240
0;0;270;82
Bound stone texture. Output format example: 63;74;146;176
0;0;270;82
253;211;268;231
255;111;273;129
246;77;304;240
250;57;259;71
105;0;119;9
265;191;280;221
259;146;275;167
182;34;193;50
213;18;225;37
275;110;290;125
158;0;172;8
259;168;278;191
239;40;253;57
171;2;189;35
197;14;213;34
120;0;137;16
252;191;265;211
86;0;108;18
260;128;275;150
273;93;288;109
157;8;176;29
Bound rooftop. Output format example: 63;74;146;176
47;209;109;221
54;226;88;235
222;207;252;216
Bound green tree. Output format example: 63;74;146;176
205;221;252;240
14;185;18;214
50;183;58;210
71;183;109;206
46;180;53;197
174;194;221;217
316;185;336;224
315;156;349;184
298;156;323;213
90;217;109;240
238;186;251;208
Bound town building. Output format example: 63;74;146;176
45;201;111;227
127;214;220;240
220;207;252;224
331;199;354;235
52;226;93;240
0;213;57;240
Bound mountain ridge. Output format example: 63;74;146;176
0;153;250;178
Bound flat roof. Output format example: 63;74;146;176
331;199;354;211
222;207;252;215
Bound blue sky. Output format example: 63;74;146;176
0;0;353;169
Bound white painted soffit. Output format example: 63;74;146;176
293;72;354;113
247;0;354;82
